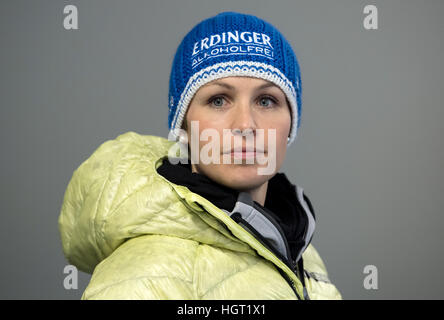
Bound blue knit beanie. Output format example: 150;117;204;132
168;11;302;146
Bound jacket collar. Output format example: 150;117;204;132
156;157;316;265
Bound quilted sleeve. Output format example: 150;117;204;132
81;234;199;300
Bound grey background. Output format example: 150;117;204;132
1;0;442;299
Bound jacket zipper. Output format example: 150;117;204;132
231;212;309;300
252;202;311;300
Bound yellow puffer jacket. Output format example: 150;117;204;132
58;131;342;300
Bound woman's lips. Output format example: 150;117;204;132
228;150;266;159
231;151;257;159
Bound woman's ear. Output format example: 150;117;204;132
179;131;188;144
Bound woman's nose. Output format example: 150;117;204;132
230;101;257;135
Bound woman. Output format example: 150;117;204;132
59;11;342;300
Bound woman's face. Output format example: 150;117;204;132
183;76;291;191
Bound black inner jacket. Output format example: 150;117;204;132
156;157;310;263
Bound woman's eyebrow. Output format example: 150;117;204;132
204;81;278;91
205;81;235;90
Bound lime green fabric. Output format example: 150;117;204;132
59;132;342;300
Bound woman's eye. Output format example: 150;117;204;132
259;97;275;108
209;96;225;107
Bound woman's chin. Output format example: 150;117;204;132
215;165;271;189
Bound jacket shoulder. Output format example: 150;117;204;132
59;132;175;273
